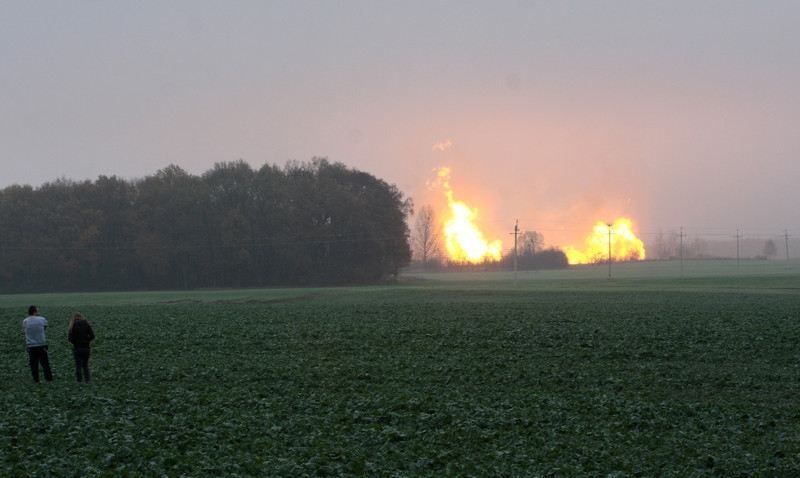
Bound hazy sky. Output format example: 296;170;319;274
2;1;798;245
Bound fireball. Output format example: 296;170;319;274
436;167;502;264
564;217;646;265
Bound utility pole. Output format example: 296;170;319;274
735;229;740;270
510;219;519;285
785;230;791;261
679;226;684;277
607;223;613;279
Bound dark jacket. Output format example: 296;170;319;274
68;320;95;349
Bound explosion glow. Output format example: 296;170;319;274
436;167;503;264
564;217;646;265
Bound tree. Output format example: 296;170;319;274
0;160;412;292
202;160;257;287
413;205;441;268
519;231;544;256
686;237;708;259
653;230;674;260
134;164;207;290
763;239;777;259
500;245;568;270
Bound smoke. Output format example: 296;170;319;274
432;140;454;152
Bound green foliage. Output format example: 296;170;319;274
2;277;800;476
0;159;412;293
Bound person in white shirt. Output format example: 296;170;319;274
23;305;53;382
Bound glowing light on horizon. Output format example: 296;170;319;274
436;167;502;264
564;217;646;265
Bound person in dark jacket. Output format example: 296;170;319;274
68;313;95;382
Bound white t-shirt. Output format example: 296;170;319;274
22;315;48;347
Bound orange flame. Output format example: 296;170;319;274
436;167;502;264
564;217;646;265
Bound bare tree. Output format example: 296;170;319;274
519;231;544;256
686;236;708;259
652;230;679;260
412;205;441;268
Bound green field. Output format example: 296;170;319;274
2;260;800;476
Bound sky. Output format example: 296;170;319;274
1;1;799;246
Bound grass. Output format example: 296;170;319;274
1;260;800;476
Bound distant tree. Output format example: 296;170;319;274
412;205;441;268
315;159;412;281
518;231;544;256
531;248;569;269
653;230;678;260
763;239;777;259
0;159;412;292
134;164;207;289
90;175;139;289
497;247;569;271
500;231;568;271
686;237;708;259
202;160;257;287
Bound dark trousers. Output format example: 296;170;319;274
28;346;53;383
74;348;91;382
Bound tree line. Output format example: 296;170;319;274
0;159;412;293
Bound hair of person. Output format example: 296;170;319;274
28;305;37;316
69;312;85;333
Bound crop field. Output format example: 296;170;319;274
2;263;800;477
